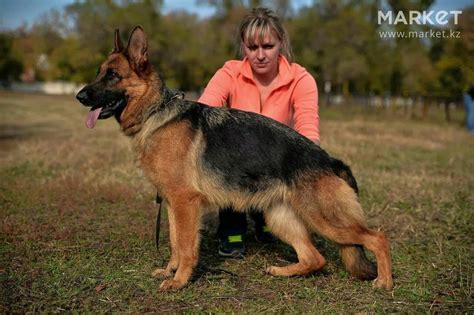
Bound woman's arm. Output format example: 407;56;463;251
292;73;320;144
198;66;233;107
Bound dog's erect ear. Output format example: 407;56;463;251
113;28;123;53
126;26;148;73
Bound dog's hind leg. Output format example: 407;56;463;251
294;175;393;289
159;193;202;291
152;202;179;278
263;204;326;277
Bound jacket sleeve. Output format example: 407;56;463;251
292;72;320;143
198;65;233;107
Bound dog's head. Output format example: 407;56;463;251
76;26;153;129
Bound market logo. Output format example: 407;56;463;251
378;10;462;25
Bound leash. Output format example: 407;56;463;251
154;89;185;251
155;193;163;251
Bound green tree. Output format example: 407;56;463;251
385;0;436;96
1;0;470;101
290;0;391;95
64;0;164;82
0;33;23;84
431;6;474;98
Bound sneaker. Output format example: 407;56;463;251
218;235;245;257
255;225;278;243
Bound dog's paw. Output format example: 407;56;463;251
372;277;393;290
159;279;186;291
265;265;281;276
151;267;172;278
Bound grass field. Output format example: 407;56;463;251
1;91;473;313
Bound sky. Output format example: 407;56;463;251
0;0;472;31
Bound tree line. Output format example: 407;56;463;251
1;0;473;100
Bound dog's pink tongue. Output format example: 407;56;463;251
85;108;102;129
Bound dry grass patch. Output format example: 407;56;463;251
1;92;473;312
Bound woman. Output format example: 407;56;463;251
198;7;320;256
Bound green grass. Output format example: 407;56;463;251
1;91;473;312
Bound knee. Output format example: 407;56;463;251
312;255;326;270
301;255;326;271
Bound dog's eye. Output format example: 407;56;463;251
105;68;121;80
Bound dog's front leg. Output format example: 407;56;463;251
152;203;179;278
159;194;202;291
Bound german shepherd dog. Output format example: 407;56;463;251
76;26;393;291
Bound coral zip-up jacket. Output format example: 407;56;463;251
198;56;320;142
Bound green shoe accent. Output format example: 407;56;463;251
219;235;245;257
255;226;278;243
228;235;243;243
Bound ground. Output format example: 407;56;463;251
0;91;472;312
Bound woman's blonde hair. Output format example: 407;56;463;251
238;7;293;63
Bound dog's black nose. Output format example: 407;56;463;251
76;89;89;104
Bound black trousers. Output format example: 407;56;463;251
217;207;265;239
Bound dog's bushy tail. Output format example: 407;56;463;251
331;157;377;280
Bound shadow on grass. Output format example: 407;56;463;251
173;213;341;286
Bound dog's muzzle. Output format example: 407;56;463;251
76;88;90;105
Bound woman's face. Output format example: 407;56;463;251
243;31;281;78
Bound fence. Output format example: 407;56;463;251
1;82;463;122
3;81;85;95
